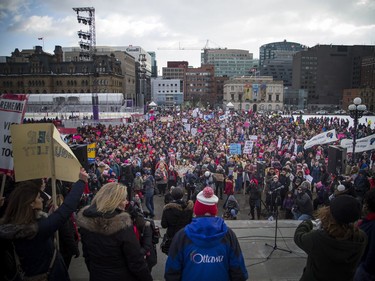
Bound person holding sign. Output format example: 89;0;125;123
0;168;88;281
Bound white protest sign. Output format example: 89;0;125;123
0;94;29;174
146;128;153;137
243;140;254;154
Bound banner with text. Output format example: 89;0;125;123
11;123;81;182
0;94;29;174
340;134;375;154
304;129;337;149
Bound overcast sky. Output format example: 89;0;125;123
0;0;374;72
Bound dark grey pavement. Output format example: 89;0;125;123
69;193;307;281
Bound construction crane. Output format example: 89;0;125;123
157;39;223;51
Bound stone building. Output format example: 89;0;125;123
0;45;124;95
223;76;284;112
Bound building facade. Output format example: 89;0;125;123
201;49;256;77
223;76;284;112
0;46;124;95
292;44;375;111
151;77;184;107
185;64;216;107
259;40;306;87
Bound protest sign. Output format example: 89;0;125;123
87;142;96;162
230;143;242;155
0;94;29;174
340;134;375;153
243;140;253;154
10;123;81;183
304;129;337;149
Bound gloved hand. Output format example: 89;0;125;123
312;219;322;230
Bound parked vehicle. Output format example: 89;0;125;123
334;109;346;115
316;110;328;115
292;110;305;115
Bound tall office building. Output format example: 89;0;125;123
259;40;306;87
185;64;216;106
201;49;256;77
292;44;375;110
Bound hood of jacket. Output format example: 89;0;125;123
163;200;194;211
185;216;228;248
0;223;37;240
77;205;132;235
314;229;367;265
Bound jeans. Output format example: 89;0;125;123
292;209;312;220
230;209;238;218
145;190;154;217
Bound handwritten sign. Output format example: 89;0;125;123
0;94;28;173
11;123;81;182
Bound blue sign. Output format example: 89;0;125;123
229;143;241;155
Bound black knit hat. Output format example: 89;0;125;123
330;195;361;224
171;187;184;200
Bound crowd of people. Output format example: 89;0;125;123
0;108;375;280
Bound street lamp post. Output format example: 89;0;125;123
348;97;366;165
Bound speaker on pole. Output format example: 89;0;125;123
69;144;89;171
327;145;347;175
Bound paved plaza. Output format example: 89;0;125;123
69;193;307;281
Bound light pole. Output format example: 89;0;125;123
348;97;366;165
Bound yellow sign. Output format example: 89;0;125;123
87;142;96;160
10;123;81;182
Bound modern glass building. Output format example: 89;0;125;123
201;49;256;77
259;40;306;87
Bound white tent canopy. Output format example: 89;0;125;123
148;101;157;107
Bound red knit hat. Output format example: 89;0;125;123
194;187;219;216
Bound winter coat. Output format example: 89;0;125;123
0;180;85;281
164;216;248;281
225;195;240;211
161;200;194;239
224;180;234;195
155;168;167;184
295;192;313;217
356;213;375;276
121;164;134;184
76;205;152;281
294;220;367;281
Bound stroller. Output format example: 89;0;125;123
223;194;240;220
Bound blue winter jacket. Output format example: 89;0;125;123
165;216;248;281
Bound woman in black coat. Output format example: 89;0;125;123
77;182;152;281
161;187;193;254
0;169;88;281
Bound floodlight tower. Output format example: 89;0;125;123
73;7;96;60
73;7;99;120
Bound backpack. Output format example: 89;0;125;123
144;218;161;245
